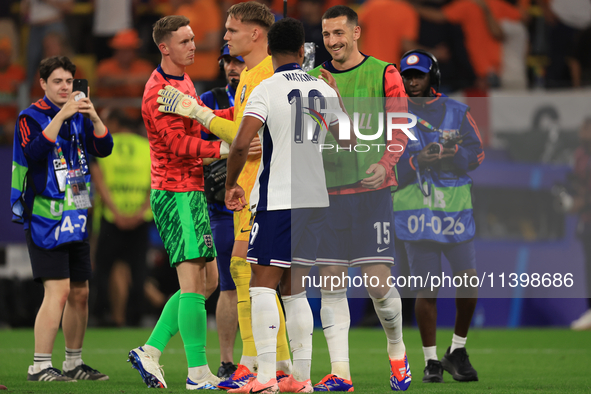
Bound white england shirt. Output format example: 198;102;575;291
244;63;341;211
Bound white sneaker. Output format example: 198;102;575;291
186;371;221;390
571;309;591;331
128;346;167;388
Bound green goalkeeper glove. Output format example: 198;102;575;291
157;85;216;128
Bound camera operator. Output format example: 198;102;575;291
11;56;113;382
393;50;484;383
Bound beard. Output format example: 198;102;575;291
229;77;240;91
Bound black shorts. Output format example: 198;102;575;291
26;229;92;283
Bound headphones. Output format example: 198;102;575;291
401;49;441;90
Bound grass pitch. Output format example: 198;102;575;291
0;327;589;393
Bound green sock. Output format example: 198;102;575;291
146;290;181;352
179;292;207;367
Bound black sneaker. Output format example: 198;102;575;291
63;363;109;381
422;359;444;383
441;347;478;382
217;361;237;380
27;366;76;382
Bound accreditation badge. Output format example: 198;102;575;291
67;169;92;209
53;158;68;193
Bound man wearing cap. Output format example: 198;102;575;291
201;44;245;111
393;49;484;384
199;44;246;380
95;29;154;119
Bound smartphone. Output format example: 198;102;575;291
73;79;88;101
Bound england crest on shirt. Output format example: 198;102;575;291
203;234;213;248
240;84;247;104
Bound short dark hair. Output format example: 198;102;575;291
104;107;136;130
268;18;304;56
322;5;358;26
39;56;76;81
152;15;190;45
227;1;274;31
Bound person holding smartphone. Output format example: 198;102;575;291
11;56;113;382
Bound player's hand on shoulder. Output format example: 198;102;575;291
157;85;216;127
157;85;197;118
225;185;247;211
319;69;340;95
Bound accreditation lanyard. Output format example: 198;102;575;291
55;121;92;209
413;155;432;198
416;116;439;132
412;118;434;198
68;122;89;174
54;143;68;193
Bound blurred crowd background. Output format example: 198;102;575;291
0;0;590;329
0;0;590;144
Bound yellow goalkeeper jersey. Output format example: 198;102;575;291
233;56;273;238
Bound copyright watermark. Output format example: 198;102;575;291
302;272;575;292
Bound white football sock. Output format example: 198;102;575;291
250;287;280;384
276;359;292;374
188;365;211;381
282;291;313;381
331;362;351;380
33;353;52;373
450;333;467;353
320;288;350;380
370;286;405;360
423;346;438;365
143;344;162;361
240;355;257;372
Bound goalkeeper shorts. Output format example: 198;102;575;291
151;189;216;266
